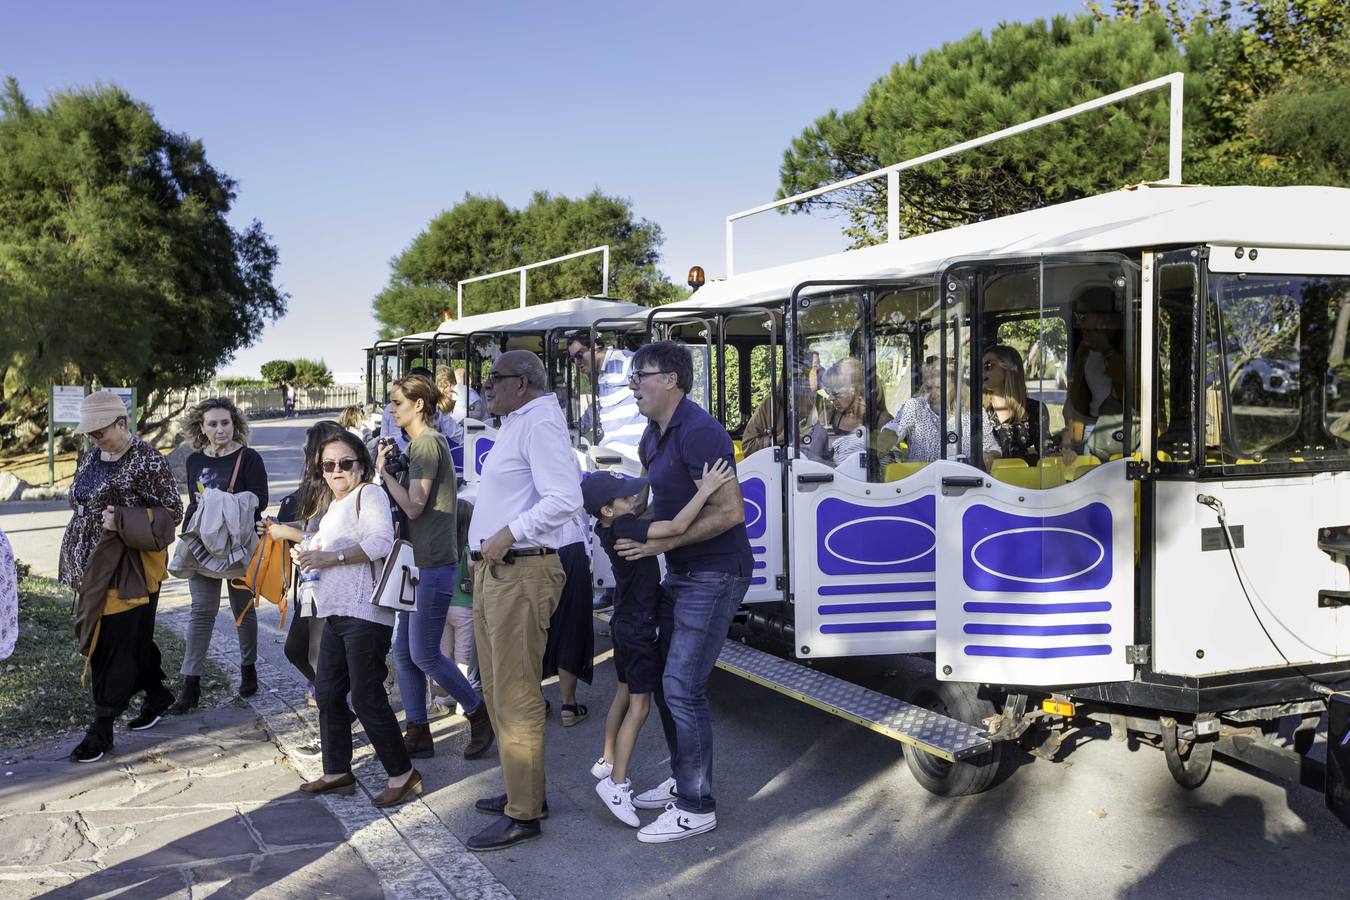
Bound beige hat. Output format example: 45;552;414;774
75;391;129;434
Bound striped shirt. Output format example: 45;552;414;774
594;349;647;458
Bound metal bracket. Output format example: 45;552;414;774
775;575;786;591
1125;459;1151;481
1126;644;1150;665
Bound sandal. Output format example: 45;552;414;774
560;703;588;727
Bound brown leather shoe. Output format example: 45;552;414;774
404;722;434;759
464;704;495;759
299;773;356;796
373;770;422;807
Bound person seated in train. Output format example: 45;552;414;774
983;345;1049;465
568;332;646;457
809;358;892;466
740;378;822;457
1061;304;1127;465
882;356;998;463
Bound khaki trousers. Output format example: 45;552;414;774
473;554;565;821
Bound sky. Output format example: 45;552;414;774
2;0;1086;380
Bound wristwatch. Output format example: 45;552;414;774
336;550;346;564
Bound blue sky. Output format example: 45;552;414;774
3;0;1085;378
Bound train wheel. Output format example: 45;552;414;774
902;676;1002;797
1160;717;1214;790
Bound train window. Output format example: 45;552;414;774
872;286;933;481
1211;273;1350;468
794;290;870;480
1155;260;1200;465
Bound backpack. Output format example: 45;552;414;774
231;520;294;627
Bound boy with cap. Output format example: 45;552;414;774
582;460;735;827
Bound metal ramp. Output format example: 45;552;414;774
595;611;991;762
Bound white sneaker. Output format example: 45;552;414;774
590;756;613;780
595;776;639;827
637;802;716;843
632;776;677;810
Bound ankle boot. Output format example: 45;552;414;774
464;704;495;760
168;676;200;715
238;664;258;698
404;722;434;759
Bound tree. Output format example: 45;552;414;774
290;358;333;389
0;78;286;447
776;4;1350;246
260;360;297;387
372;190;686;337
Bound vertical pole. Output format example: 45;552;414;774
520;270;527;309
887;170;900;243
457;283;463;320
725;217;735;278
1140;252;1156;465
47;386;55;486
1168;73;1184;184
602;245;610;297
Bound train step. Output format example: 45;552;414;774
595;610;992;762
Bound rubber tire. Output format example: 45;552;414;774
1236;376;1266;407
1160;721;1214;790
902;675;1003;797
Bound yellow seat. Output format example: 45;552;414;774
732;440;744;463
993;466;1044;489
991;457;1029;471
1064;455;1100;482
884;461;929;482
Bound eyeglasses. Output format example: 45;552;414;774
982;360;998;370
87;418;125;441
569;349;587;363
627;370;672;385
484;372;526;386
321;458;359;473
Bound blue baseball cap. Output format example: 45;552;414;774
582;471;649;517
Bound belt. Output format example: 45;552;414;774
469;547;558;562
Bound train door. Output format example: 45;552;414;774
933;256;1137;686
788;283;942;659
461;332;501;486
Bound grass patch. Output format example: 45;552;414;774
0;576;234;748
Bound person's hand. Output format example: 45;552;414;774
615;535;675;561
293;545;333;573
695;459;735;494
480;527;515;566
1061;446;1079;467
101;506;117;531
375;441;391;474
256;517;271;537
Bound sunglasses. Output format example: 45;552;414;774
86;419;124;441
627;370;672;385
570;349;588;362
485;372;526;386
321;458;359;473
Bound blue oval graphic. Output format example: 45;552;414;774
823;516;935;567
969;527;1105;584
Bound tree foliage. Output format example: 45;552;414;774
290;358;333;389
0;78;286;445
373;190;685;338
777;1;1350;246
259;360;297;386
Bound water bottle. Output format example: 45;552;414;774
298;534;321;611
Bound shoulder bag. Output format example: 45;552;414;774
355;485;419;613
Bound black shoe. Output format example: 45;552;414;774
466;814;541;852
127;697;171;732
168;676;200;715
238;664;258;698
70;722;113;763
474;793;549;819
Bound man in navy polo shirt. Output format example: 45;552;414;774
614;340;752;843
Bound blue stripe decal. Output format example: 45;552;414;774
821;621;936;634
750;546;766;554
818;601;936;615
964;623;1111;636
750;577;768;586
965;644;1112;658
963;601;1111;615
819;581;936;596
753;561;767;570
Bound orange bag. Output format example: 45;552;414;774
231;522;294;627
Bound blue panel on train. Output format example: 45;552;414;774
741;476;767;539
474;439;495;475
961;502;1113;593
450;441;464;472
815;495;936;576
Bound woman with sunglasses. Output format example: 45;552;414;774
818;358;891;466
291;431;422;806
982;345;1048;465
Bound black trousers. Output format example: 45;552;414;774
316;615;411;778
91;591;170;719
284;612;325;684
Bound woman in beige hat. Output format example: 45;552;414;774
58;391;184;762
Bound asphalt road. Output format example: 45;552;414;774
6;415;1350;899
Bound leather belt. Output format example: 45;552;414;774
470;547;558;563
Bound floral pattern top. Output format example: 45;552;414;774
59;437;183;592
0;529;16;661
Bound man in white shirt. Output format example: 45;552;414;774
569;334;647;459
465;350;584;852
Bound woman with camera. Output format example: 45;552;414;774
378;374;493;760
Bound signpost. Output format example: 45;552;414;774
46;385;137;485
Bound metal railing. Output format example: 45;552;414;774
455;245;610;319
725;72;1185;276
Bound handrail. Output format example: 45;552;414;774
725;72;1184;276
455;245;610;319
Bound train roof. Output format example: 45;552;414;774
659;184;1350;311
368;296;646;350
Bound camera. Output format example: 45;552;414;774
377;436;409;478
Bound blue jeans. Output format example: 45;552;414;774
653;571;750;814
392;563;482;724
